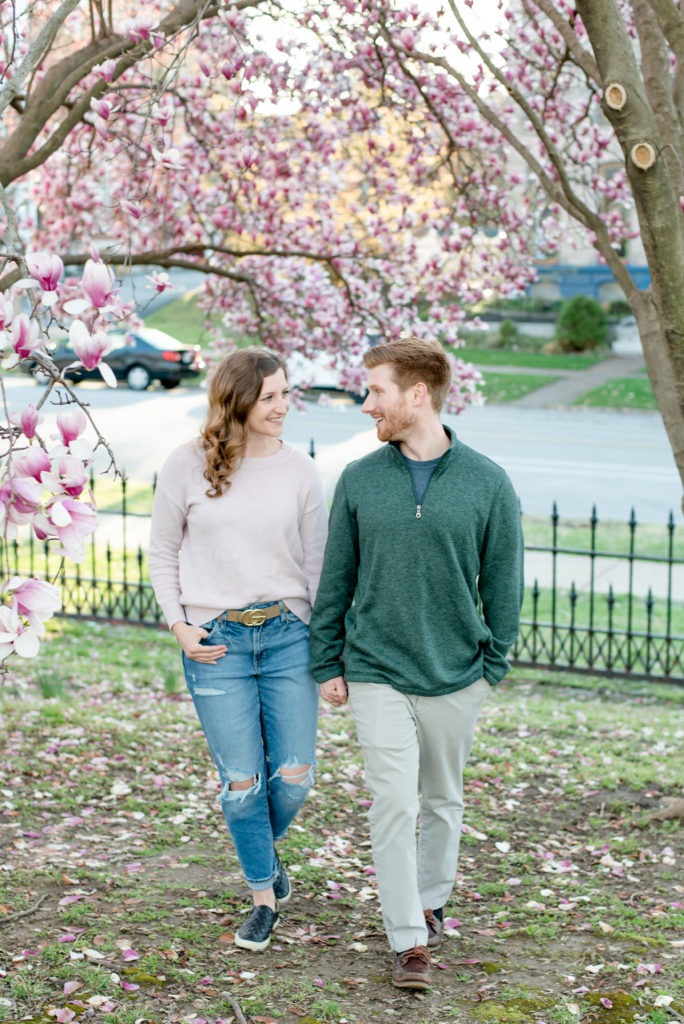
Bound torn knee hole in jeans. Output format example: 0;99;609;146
274;762;313;788
220;771;261;802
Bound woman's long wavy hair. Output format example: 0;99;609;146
200;347;287;497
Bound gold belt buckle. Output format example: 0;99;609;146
240;607;268;626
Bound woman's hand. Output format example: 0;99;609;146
319;676;348;706
172;621;227;663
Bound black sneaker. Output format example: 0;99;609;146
273;852;291;905
235;905;279;951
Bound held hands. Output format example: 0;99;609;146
172;621;227;664
319;676;348;706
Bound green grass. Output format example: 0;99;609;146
523;515;684;558
0;623;682;1024
574;375;657;410
456;345;606;370
144;293;222;346
93;477;156;514
478;370;562;402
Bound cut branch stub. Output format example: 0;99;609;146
604;82;627;110
630;142;656;170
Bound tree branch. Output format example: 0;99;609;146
0;0;267;186
0;0;82;116
523;0;601;86
632;0;683;181
386;31;635;297
0;894;48;926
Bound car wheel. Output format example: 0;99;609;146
126;364;152;391
160;379;180;390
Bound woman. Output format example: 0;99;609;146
149;347;328;951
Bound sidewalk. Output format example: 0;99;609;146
508;351;646;409
487;325;647;410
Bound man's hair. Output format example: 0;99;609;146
363;337;452;411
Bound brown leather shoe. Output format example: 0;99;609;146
424;908;444;949
391;944;432;989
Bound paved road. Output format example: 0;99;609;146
5;372;681;524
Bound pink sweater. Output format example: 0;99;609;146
149;441;328;628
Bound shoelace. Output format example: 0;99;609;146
398;945;431;966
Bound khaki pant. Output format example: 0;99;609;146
348;677;491;952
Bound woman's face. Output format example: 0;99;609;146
245;367;290;442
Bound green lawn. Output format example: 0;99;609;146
456;345;606;370
573;375;657;410
0;620;682;1024
478;370;561;402
144;293;222;346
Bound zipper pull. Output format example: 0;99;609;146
416;504;422;519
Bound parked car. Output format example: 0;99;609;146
287;336;379;403
32;327;205;391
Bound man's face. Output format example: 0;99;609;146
361;363;415;442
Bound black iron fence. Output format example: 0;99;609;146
512;504;683;682
2;476;683;683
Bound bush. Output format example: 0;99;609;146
607;298;632;317
498;319;520;346
480;295;563;314
554;295;610;352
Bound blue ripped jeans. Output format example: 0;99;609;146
182;604;318;890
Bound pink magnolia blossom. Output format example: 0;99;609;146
0;576;61;661
26;251;63;292
122;200;142;219
56;409;88;446
41;455;88;498
20;403;41;439
68;321;111;370
12;446;51;482
146;271;173;293
90;97;113;120
0;297;14;330
124;17;154;42
94;59;116;81
7;314;42;360
46;1007;75;1023
5;576;62;631
81;260;116;309
152;146;184;170
42;497;97;560
0;475;40;532
0;605;41;661
7;474;43;514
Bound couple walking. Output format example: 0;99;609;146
149;337;524;990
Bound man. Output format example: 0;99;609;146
309;337;524;990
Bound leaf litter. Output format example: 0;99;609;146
0;621;682;1024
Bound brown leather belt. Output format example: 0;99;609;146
220;602;289;626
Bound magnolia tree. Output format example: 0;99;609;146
304;0;684;502
4;0;683;661
0;0;529;661
0;257;132;662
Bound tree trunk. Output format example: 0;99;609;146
576;0;684;507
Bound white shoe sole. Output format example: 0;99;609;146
234;915;279;951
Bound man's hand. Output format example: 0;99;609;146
319;676;348;706
172;621;227;664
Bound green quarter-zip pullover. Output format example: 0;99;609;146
309;427;524;696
